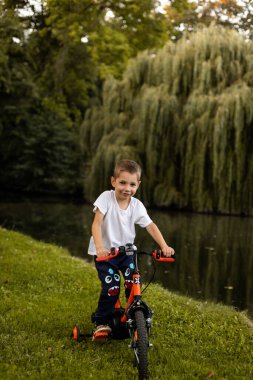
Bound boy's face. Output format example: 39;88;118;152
111;171;140;202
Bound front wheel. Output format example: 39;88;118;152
134;309;149;379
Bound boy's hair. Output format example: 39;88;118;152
114;159;141;180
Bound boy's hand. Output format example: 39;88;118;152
161;244;175;257
146;223;175;257
96;246;110;258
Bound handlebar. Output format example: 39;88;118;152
152;249;175;263
95;245;175;263
95;247;120;262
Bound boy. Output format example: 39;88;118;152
88;159;174;341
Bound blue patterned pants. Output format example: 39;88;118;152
94;253;134;325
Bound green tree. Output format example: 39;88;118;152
1;0;170;195
0;4;36;188
163;0;197;40
9;109;82;194
0;2;82;194
7;0;169;126
39;0;168;113
82;25;253;215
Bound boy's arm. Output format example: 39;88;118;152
92;209;109;257
146;222;175;257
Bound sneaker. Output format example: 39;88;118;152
92;325;112;342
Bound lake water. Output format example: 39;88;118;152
0;197;252;317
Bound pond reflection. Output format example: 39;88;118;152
0;198;252;316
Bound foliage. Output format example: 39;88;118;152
0;107;82;195
0;0;170;196
41;0;168;94
0;2;83;195
82;24;253;215
163;0;253;41
163;0;197;40
196;0;253;39
0;227;253;379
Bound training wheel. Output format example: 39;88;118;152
72;324;81;342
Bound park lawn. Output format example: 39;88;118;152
0;227;253;380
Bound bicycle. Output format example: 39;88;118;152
72;244;175;380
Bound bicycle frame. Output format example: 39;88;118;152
121;271;142;323
96;246;175;325
118;250;153;325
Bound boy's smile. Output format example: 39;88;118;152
111;171;140;207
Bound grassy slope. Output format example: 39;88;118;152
0;227;252;380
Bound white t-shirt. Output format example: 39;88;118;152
88;190;152;255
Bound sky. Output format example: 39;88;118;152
157;0;169;13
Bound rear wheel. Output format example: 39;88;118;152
134;309;149;379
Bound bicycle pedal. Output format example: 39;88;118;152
92;332;109;342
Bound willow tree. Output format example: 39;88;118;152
82;24;253;215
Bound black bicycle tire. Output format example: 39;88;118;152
134;309;149;379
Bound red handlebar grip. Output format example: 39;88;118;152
96;247;119;261
152;250;175;262
155;257;175;262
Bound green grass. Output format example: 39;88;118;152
0;227;253;380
